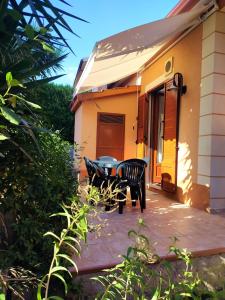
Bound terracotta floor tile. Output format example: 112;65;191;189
73;191;225;274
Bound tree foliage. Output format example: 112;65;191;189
0;0;84;143
0;0;82;295
26;84;74;142
0;131;76;274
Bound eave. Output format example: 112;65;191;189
70;85;140;113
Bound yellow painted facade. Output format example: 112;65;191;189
140;24;206;209
74;8;225;211
74;89;138;175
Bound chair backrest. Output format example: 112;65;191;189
97;156;117;162
84;157;105;181
116;159;147;185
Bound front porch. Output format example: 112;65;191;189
74;190;225;274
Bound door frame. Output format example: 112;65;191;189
96;112;125;160
149;85;165;185
147;79;180;191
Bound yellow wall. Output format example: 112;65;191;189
141;24;207;208
75;92;138;174
74;105;83;144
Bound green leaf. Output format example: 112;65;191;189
11;79;24;88
127;246;133;257
48;296;64;300
6;72;12;86
63;241;79;254
52;273;68;293
9;96;17;108
0;95;5;104
23;100;41;109
40;27;48;35
25;25;35;39
151;287;160;300
7;8;22;21
63;236;81;248
24;74;65;88
42;42;54;53
0;293;5;300
0;133;9;140
0;106;21;125
37;275;47;300
57;253;77;270
50;266;71;276
44;231;60;241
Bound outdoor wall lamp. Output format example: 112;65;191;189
167;72;187;95
173;72;187;95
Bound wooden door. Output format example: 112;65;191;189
161;80;179;192
96;113;125;160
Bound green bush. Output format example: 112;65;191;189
25;83;74;142
0;131;76;275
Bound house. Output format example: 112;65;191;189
70;0;225;213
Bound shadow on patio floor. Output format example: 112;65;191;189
73;191;225;274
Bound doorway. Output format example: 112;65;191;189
96;112;125;160
151;86;165;184
150;80;179;193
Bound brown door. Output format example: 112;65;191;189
151;88;165;183
161;80;179;192
96;113;125;160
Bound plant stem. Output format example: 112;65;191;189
44;209;82;299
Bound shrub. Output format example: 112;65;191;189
0;131;76;275
25;84;74;143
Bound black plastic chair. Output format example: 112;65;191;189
84;157;107;187
116;159;147;214
84;157;116;210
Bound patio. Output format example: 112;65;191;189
74;190;225;274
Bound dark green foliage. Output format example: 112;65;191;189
0;131;76;274
0;0;87;54
0;6;67;94
26;84;74;142
0;0;82;297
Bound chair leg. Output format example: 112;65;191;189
119;201;124;214
105;204;111;211
141;177;146;209
139;188;144;213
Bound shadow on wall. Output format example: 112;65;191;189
176;142;209;210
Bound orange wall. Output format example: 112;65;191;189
74;105;83;144
141;25;207;208
75;92;138;173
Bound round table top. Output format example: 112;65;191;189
93;160;121;168
93;157;150;168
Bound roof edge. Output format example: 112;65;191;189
167;0;201;16
70;85;140;113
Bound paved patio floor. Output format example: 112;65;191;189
74;190;225;274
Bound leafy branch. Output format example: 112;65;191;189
37;190;101;300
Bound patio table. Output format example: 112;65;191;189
93;159;121;169
93;158;147;211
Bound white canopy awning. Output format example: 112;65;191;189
75;1;214;94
